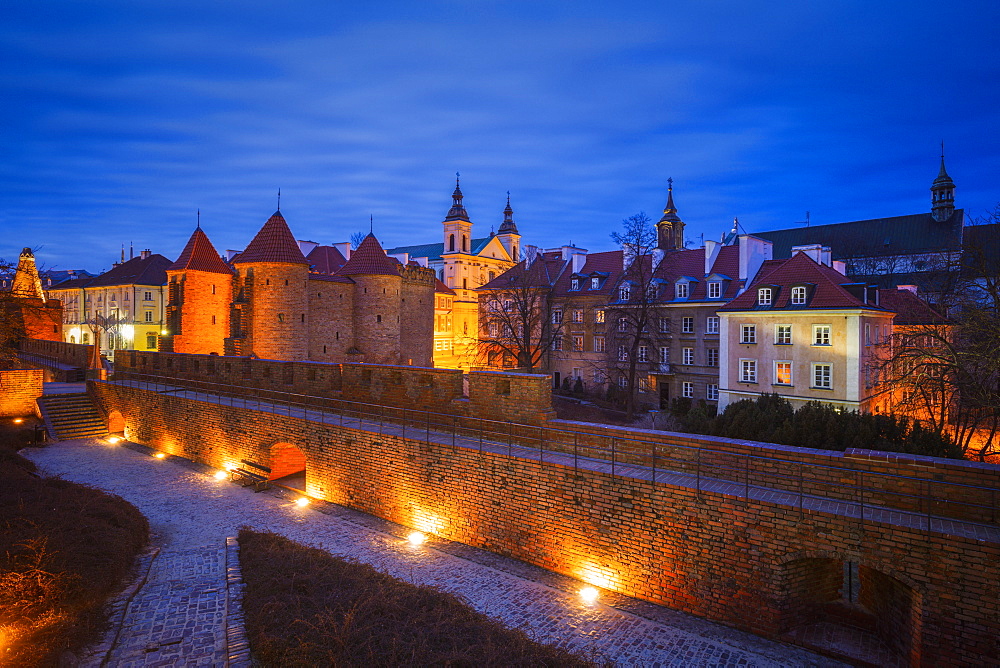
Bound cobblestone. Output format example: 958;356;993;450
26;438;845;667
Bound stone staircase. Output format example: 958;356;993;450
37;393;107;440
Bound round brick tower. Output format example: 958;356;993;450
337;233;403;365
232;211;310;361
165;226;234;355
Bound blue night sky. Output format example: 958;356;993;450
2;1;998;272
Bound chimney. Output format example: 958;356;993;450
568;246;588;273
833;260;847;275
738;235;772;282
704;239;721;274
389;252;410;265
897;284;918;294
791;244;825;265
333;242;351;261
821;246;832;267
524;245;540;266
297;240;319;256
140;249;151;260
622;243;637;271
226;249;241;262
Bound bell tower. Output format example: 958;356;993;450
656;178;685;250
496;192;521;261
442;173;472;256
931;145;956;223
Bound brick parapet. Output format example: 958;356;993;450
89;382;1000;666
21;337;94;368
0;368;44;417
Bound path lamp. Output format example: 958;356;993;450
580;586;599;604
407;531;426;546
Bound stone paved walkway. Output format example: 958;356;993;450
26;439;844;667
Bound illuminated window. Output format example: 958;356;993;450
813;363;832;388
813;325;831;346
572;336;584;351
758;288;773;305
595;309;605;323
776;325;792;345
706;316;719;334
741;324;756;344
791;286;807;304
740;359;757;383
775;361;792;385
572;309;583;322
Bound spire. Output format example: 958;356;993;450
277;188;281;211
445;172;470;222
931;145;956;222
498;191;519;235
336;233;400;277
121;244;125;263
196;209;201;230
659;177;681;224
234;210;309;265
11;247;46;300
656;177;685;250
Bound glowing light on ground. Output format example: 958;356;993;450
295;497;310;507
407;531;426;546
107;436;122;444
580;586;599;604
154;453;166;459
213;471;227;480
13;418;23;424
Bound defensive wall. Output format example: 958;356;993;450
0;368;44;417
88;360;1000;667
18;338;96;381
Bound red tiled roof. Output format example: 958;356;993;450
435;278;456;295
306;245;348;275
169;228;234;274
234;211;309;265
86;254;173;287
878;288;949;325
549;250;623;296
335;234;400;277
721;251;880;311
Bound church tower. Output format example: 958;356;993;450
656;178;685;250
496;192;521;261
931;148;956;223
442;174;472;256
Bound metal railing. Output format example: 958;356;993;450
101;371;1000;533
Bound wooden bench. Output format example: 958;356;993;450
231;460;271;492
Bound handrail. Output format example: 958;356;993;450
100;370;1000;529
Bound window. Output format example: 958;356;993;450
595;309;605;324
775;361;792;385
645;284;657;300
594;336;606;353
503;299;513;311
682;348;694;365
618;346;628;361
708;282;721;299
551;310;562;324
639;377;650;391
758;287;773;305
572;309;583;323
552;337;563;351
676;282;689;299
706;316;719;334
144;291;153;301
619;285;631;301
144;311;153;322
740;359;757;383
618;376;629;388
791;286;807;304
813;363;832;389
570;278;580;290
741;324;756;344
146;334;157;349
659;346;669;364
572;336;584;351
707;384;719;401
591;276;600;289
776;324;792;345
659;317;670;333
707;348;719;366
278;313;285;323
572;367;582;379
682;382;694;398
813;325;831;346
638;345;648;362
618;317;628;332
865;323;871;345
82;333;90;343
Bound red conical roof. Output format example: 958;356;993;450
336;233;401;277
234;211;309;265
169;227;234;274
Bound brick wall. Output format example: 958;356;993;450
90;381;1000;666
21;338;94;368
0;368;44;417
166;269;232;355
307;278;354;362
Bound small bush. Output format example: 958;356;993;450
238;529;603;667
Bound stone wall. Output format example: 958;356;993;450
166;270;232;355
0;368;44;417
90;381;1000;666
20;338;94;368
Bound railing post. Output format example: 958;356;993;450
508;421;512;457
479;419;483;454
611;437;616;477
539;426;544;463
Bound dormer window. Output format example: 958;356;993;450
676;282;689;299
645;284;657;301
591;277;600;289
619;285;631;301
708;282;721;299
758;288;773;306
570;278;580;291
791;286;807;305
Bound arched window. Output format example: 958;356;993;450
449;234;455;251
463;235;469;252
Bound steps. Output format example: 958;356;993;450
37;393;107;440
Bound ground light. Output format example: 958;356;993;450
107;436;122;444
13;418;23;424
407;531;426;546
580;586;599;604
154;453;166;459
295;497;310;507
213;470;227;480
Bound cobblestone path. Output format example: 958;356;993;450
27;439;843;667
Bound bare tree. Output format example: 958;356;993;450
606;212;668;419
477;258;562;373
350;231;367;250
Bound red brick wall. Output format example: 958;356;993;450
90;381;1000;666
21;338;94;368
0;368;44;417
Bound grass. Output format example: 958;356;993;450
0;425;149;667
238;528;604;667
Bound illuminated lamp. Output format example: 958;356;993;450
295;497;310;507
13;418;23;424
154;453;166;459
407;531;426;546
580;586;599;604
107;436;122;444
213;471;227;480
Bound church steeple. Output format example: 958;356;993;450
931;144;956;223
498;191;518;235
657;178;686;250
496;191;521;261
445;173;470;222
443;173;472;255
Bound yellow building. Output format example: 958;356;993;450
386;178;520;369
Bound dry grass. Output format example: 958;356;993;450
0;429;149;667
238;529;604;667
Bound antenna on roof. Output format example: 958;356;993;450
370;214;373;234
277;188;281;211
196;209;201;230
795;211;811;227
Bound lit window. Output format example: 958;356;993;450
676;282;689;299
591;277;600;289
682;382;694;398
682;317;694;333
741;324;756;344
638;345;648;362
619;285;631;301
595;309;605;324
708;282;721;299
572;309;583;322
707;384;719;400
572;336;584;351
740;359;757;383
639;377;650;391
758;288;773;305
791;286;807;305
813;325;831;346
776;325;792;345
706;316;719;334
813;363;832;388
659;346;669;364
618;346;628;362
551;310;562;324
775;361;792;385
707;348;719;366
682;347;694;365
594;336;606;353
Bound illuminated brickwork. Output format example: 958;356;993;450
91;378;999;666
0;368;44;417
